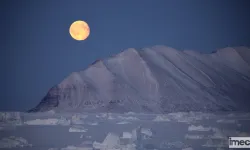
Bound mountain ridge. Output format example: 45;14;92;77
29;45;250;113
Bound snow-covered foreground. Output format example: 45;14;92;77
0;111;250;150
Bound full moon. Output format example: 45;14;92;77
69;20;90;41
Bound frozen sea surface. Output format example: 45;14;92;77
0;111;250;150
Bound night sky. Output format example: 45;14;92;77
1;0;250;111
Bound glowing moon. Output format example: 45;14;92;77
69;20;90;41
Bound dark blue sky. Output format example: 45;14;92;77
1;0;250;111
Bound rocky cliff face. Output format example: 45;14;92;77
29;46;250;113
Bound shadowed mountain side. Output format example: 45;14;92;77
29;46;250;113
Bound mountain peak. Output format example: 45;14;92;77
29;45;250;113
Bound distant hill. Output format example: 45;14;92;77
29;45;250;113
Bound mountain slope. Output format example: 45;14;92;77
29;46;250;113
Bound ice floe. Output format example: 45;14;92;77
182;147;193;150
24;118;59;125
0;112;21;122
86;136;92;139
96;113;108;118
160;141;187;149
102;133;120;148
88;122;98;126
122;132;133;139
117;116;138;120
79;140;93;146
188;125;212;132
0;136;32;148
93;132;138;150
49;146;93;150
61;145;93;150
93;133;120;150
209;128;247;140
124;112;136;115
24;117;71;126
92;141;102;149
185;134;205;139
46;110;56;115
168;112;197;123
153;115;170;122
132;126;142;143
116;121;131;125
209;128;227;139
0;125;16;131
216;148;226;150
108;115;115;120
216;119;236;123
141;128;153;137
165;112;216;123
202;139;228;148
0;112;22;125
71;115;85;125
58;117;71;126
69;126;88;132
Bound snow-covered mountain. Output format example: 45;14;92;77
29;45;250;113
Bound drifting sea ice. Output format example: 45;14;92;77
209;128;227;139
71;114;85;125
168;112;196;123
0;112;21;122
1;111;249;150
61;145;93;150
153;115;170;122
185;134;205;139
202;139;228;148
0;112;22;125
69;126;88;132
46;110;56;115
48;148;59;150
166;112;216;123
102;133;120;149
124;112;136;115
72;114;88;119
182;148;194;150
92;141;103;149
188;125;212;132
24;117;71;126
216;119;237;124
122;132;133;139
24;118;59;125
86;122;98;126
93;132;138;150
160;141;187;149
57;117;71;126
141;128;153;137
93;133;120;150
116;121;131;125
117;116;138;120
96;113;108;118
108;115;115;120
208;128;250;140
0;136;32;148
